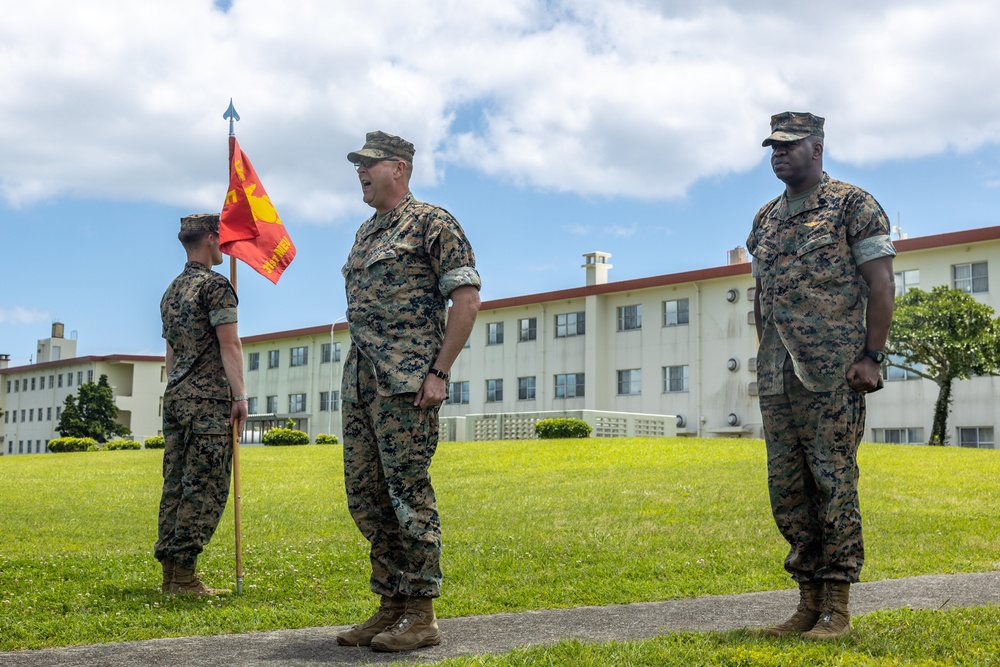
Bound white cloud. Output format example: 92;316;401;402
2;0;1000;218
0;307;50;326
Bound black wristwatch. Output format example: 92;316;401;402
864;349;887;364
429;367;449;380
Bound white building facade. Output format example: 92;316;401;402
237;225;999;448
3;226;996;453
1;358;167;455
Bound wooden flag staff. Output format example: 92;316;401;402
224;98;244;596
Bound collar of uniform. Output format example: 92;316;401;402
184;260;211;272
772;172;830;221
359;192;415;240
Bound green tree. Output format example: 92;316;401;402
57;374;131;443
886;286;1000;446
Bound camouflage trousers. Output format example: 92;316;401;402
154;396;233;570
759;357;866;584
342;359;442;598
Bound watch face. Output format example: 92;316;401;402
868;350;886;363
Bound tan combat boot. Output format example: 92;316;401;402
160;559;175;593
169;566;231;596
336;595;407;647
762;581;824;637
370;596;441;652
803;582;852;640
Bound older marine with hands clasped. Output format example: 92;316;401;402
336;131;481;652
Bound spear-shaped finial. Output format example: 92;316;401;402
224;98;240;137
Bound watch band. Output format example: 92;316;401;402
429;368;449;380
864;350;886;364
232;395;249;402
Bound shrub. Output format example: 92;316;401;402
315;433;339;445
535;418;592;439
262;428;310;446
144;436;165;449
48;437;99;453
105;439;141;451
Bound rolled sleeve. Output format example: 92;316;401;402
210;307;238;327
439;266;482;297
852;234;896;266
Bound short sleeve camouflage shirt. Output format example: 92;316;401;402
746;173;896;394
342;193;481;398
160;261;239;401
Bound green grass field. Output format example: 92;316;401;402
1;438;998;665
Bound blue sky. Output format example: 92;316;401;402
2;0;1000;367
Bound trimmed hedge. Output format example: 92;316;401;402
315;434;339;445
48;437;99;453
262;428;310;446
104;439;141;451
534;418;592;439
144;436;165;449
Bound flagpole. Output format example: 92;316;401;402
224;99;244;596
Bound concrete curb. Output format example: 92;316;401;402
3;571;998;666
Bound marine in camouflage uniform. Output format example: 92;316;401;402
337;131;481;652
746;113;895;640
155;213;248;596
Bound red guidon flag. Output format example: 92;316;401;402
220;136;296;283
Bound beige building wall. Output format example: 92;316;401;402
239;225;999;447
1;355;167;455
6;226;995;453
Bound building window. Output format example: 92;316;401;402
56;406;62;419
894;269;920;297
29;409;34;422
5;380;9;393
47;407;52;421
77;372;83;385
663;299;690;326
58;374;63;388
555;312;585;338
875;427;924;444
31;377;36;391
266;395;278;413
320;391;341;411
486;379;503;402
518;376;536;400
247;397;258;414
958;427;994;449
290;346;308;367
321;342;341;363
248;352;260;371
67;373;72;387
885;354;921;381
519;318;537;342
487;322;504;346
617;305;642;331
289;393;306;413
447;381;470;405
617;369;642;395
554;373;585;398
663;365;690;393
87;370;93;383
268;350;280;369
953;262;988;294
49;375;54;388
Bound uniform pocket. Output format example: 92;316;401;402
796;234;846;285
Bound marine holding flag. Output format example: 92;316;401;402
155;213;249;596
220;137;296;283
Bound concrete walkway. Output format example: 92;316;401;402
3;571;998;666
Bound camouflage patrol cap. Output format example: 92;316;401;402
347;131;415;163
762;112;825;147
179;213;220;234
